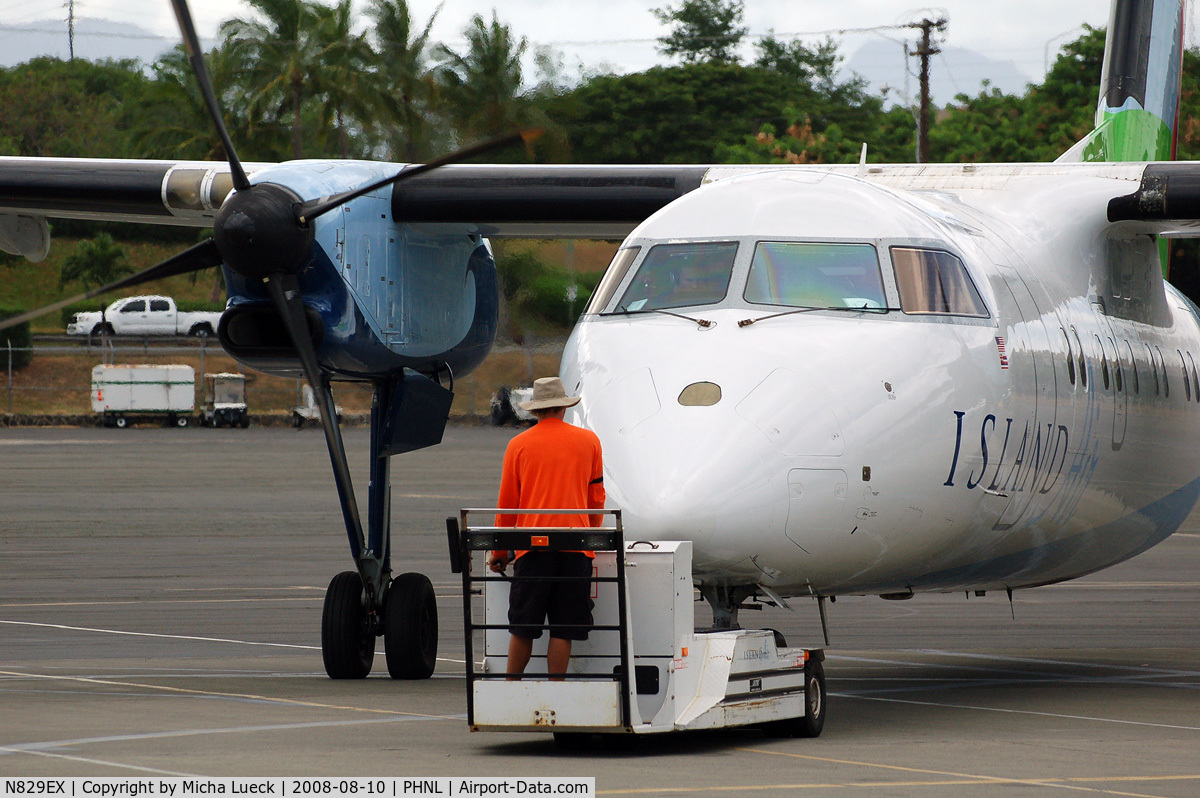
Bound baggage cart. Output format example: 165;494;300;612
91;364;195;428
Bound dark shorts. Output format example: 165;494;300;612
508;551;595;641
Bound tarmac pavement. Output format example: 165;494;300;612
1;426;1198;796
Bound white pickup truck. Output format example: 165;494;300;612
67;295;223;337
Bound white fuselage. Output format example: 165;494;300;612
560;166;1200;598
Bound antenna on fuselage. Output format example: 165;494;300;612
858;143;868;178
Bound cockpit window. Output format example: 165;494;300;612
744;242;887;309
613;242;737;312
586;247;640;314
891;247;988;317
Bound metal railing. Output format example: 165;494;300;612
449;508;632;730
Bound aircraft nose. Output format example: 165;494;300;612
597;406;788;555
581;364;843;557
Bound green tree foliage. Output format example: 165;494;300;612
221;0;331;159
715;36;913;165
496;249;600;333
309;0;377;158
548;63;818;163
0;307;33;371
367;0;443;161
58;233;131;291
0;57;148;158
652;0;747;64
434;12;534;145
130;44;288;162
929;27;1104;162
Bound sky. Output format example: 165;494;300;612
1;0;1197;92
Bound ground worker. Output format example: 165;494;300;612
488;377;605;678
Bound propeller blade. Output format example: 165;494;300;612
169;0;251;192
297;128;544;225
263;272;366;555
0;239;223;333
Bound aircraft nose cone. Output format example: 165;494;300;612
593;400;789;557
600;417;787;554
579;361;847;567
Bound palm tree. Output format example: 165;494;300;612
221;0;324;160
367;0;442;161
434;12;530;143
309;0;375;158
132;43;288;162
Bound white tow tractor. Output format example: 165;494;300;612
449;509;826;746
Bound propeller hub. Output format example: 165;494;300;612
214;182;315;281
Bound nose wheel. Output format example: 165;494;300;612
320;571;440;680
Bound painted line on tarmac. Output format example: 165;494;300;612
910;650;1200;679
0;440;117;446
0;598;323;608
1053;580;1200;587
0;594;462;608
0;619;321;649
1;715;462;761
0;745;194;776
0;669;463;720
831;652;1200;681
0;620;468;666
671;750;1200;798
832;692;1200;731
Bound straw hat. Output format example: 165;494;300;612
519;377;581;411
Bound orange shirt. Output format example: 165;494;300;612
494;417;605;559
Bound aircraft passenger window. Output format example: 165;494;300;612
1108;337;1122;392
1147;344;1160;395
1124;341;1138;393
615;242;737;313
890;247;988;316
121;300;145;313
1180;351;1191;402
744;242;886;309
1157;346;1169;398
587;247;641;314
150;299;170;312
1062;329;1075;386
1073;328;1086;389
1095;335;1109;390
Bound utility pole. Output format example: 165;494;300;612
909;17;947;163
67;0;75;61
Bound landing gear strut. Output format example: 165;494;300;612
314;374;449;679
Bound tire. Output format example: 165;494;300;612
92;323;114;337
189;324;212;338
553;732;593;752
114;416;128;429
321;571;375;679
490;387;514;426
175;416;189;428
762;658;826;739
239;413;250;429
383;572;438;680
292;412;303;429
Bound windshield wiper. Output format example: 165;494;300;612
615;305;715;329
737;304;897;327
